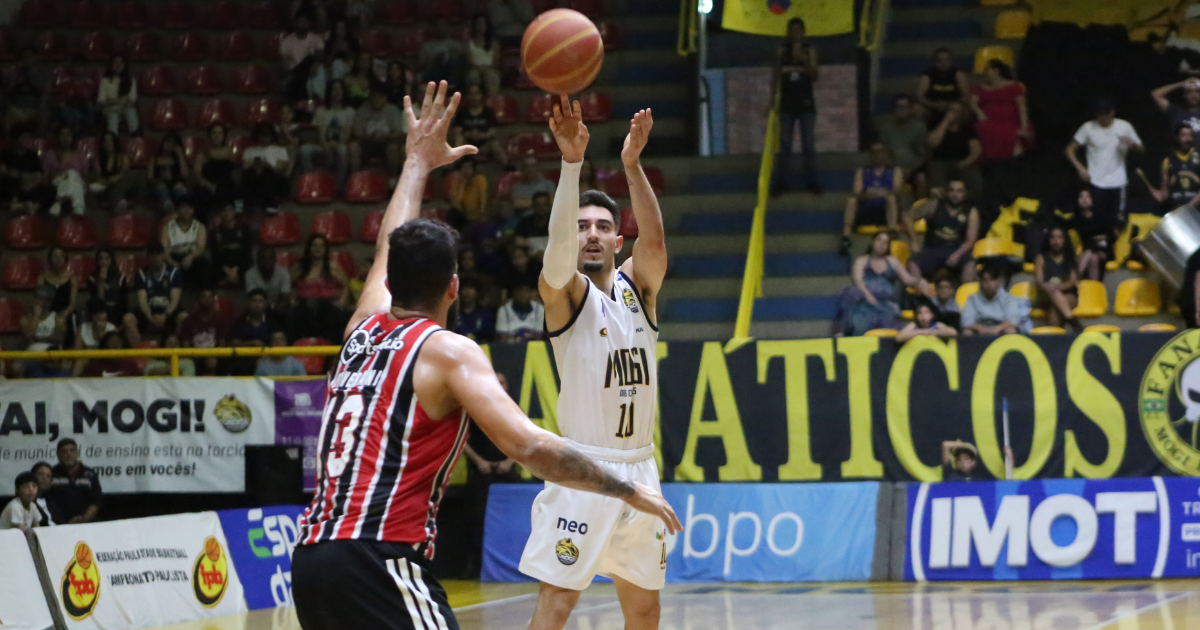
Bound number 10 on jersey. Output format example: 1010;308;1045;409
616;401;634;438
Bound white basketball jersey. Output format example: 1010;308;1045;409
550;271;658;450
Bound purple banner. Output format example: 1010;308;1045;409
273;379;327;492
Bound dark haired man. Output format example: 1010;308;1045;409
960;263;1021;336
1066;99;1143;224
50;438;102;524
521;98;670;630
1154;124;1200;211
905;179;979;283
769;16;822;196
128;242;182;343
291;83;680;630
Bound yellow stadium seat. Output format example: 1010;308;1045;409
1031;326;1066;335
865;328;899;337
857;225;887;235
1128;260;1144;271
1114;278;1161;316
1170;304;1181;316
973;237;1015;258
1129;213;1161;241
995;10;1032;39
1140;323;1177;332
980;0;1017;6
1084;324;1121;333
1073;280;1108;317
956;282;979;309
902;309;914;321
1023;262;1034;273
891;240;911;266
1130;26;1168;42
1010;281;1044;318
974;45;1015;74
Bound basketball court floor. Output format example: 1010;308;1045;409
142;580;1200;630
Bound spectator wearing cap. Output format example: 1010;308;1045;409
0;472;43;530
31;462;56;527
1065;99;1144;224
350;87;405;180
1152;78;1200;134
511;152;556;211
49;438;102;524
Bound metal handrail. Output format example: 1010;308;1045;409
727;107;780;350
677;0;698;56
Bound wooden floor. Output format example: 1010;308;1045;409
143;580;1200;630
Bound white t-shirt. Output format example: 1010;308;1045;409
243;145;291;171
496;300;545;338
1072;118;1142;189
0;497;40;530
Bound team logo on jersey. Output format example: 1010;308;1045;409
192;536;229;607
61;542;100;620
555;538;579;565
600;328;608;337
214;394;252;433
342;328;406;365
621;288;640;313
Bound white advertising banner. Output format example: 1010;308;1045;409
35;512;247;630
0;378;276;493
0;529;54;630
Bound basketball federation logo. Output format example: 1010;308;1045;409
1140;329;1200;475
192;536;229;607
61;542;100;620
555;538;580;566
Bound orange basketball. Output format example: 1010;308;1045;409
75;543;92;570
205;537;221;563
521;9;604;95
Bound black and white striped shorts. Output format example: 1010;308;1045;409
293;539;459;630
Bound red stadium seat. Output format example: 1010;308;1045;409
169;32;208;62
184;65;223;95
56;216;100;249
311;210;351;244
137;65;177;95
66;254;96;288
0;298;22;334
19;0;55;27
195;98;235;128
361;210;383;243
265;32;284;59
108;213;152;248
70;0;105;27
234;65;272;94
245;98;280;125
227;132;251;162
28;136;52;159
359;29;393;57
645;166;666;194
133;339;158;371
566;0;602;18
3;255;43;290
79;31;114;61
180;135;208;162
487;95;519;125
150;98;189;130
259;212;302;246
0;31;15;61
332;250;357;278
424;178;436;202
75;136;99;162
526;94;555;123
579;92;612;122
245;0;282;29
160;0;194;28
35;32;69;61
275;250;299;270
294;171;336;204
618;205;638;238
123;136;156;167
345;170;387;203
598;22;622;50
294;98;321;116
380;0;416;25
427;0;465;22
494;171;521;200
203;0;240;29
115;0;150;28
124;31;161;61
506;132;559;161
398;29;430;57
218;31;257;61
531;0;557;13
115;253;145;279
48;67;79;99
5;215;49;249
293;338;330;375
211;294;235;326
597;168;626;196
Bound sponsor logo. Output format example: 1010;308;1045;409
767;0;790;16
1139;329;1200;474
341;329;406;365
213;395;252;433
555;538;579;566
622;289;639;313
556;518;588;535
193;537;229;607
61;542;100;620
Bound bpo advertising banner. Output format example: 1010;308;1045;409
0;378;276;493
273;380;327;493
0;529;54;630
483;482;878;583
905;476;1200;581
216;505;306;610
35;512;247;630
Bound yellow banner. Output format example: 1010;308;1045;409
721;0;855;37
1029;0;1175;27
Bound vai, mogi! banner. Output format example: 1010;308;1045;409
0;378;276;493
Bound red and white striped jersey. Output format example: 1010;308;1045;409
298;315;468;558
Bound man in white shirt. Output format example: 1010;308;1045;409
1065;99;1144;224
280;14;325;73
0;472;43;531
496;283;545;342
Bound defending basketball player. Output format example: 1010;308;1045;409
291;82;680;630
519;96;670;630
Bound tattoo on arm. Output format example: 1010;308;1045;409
525;439;635;499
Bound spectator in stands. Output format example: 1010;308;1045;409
210;204;253;288
246;247;293;308
348;256;370;303
38;125;94;216
496;283;544;342
276;103;302;153
48;56;94;137
194;124;239;218
941;440;978;481
290;234;349;340
350;87;405;179
129;242;183;343
906;180;979;282
457;249;494;299
344;52;373;108
454;283;496;342
1153;125;1200;212
256;330;309;377
969;60;1031;162
511;152;555;210
878;95;928;199
1065;99;1144;224
379;61;412;108
769;17;821;196
489;0;534;45
1071;188;1116;281
97;54;138;136
840;142;902;254
1035;226;1081;331
326;19;359;59
1179;248;1200;329
304;53;329;103
960;262;1020;336
467;14;502;96
502;245;542;293
242;123;294;215
896;302;957;342
91;131;140;212
927;103;982;199
0;472;43;531
579;157;599;191
148;132;191;214
1152;78;1200;133
30;463;55;527
144;332;195;376
91;250;131;342
281;14;325;86
48;438;101;524
75;300;114;350
302;80;355;190
448;156;490;222
4;47;45;134
421;19;467;90
162;198;211;288
462;371;519;577
452;84;506;165
516;191;553;256
21;285;65;351
1;126;46;214
837;232;925;336
180;289;226;350
929;270;960;329
916;48;969;127
39;246;79;331
330;49;352;82
233;289;283;348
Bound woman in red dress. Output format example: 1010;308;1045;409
969;60;1033;162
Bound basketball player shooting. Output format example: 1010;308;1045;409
290;82;680;630
519;96;670;630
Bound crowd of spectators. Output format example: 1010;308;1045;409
1;438;103;530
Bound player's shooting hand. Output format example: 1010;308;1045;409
404;81;478;171
624;482;682;535
549;94;588;164
621;109;653;168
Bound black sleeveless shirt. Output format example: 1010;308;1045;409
778;43;816;114
924;201;970;249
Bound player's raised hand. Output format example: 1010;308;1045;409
549;93;588;164
404;80;478;170
621;108;653;167
624;482;682;535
